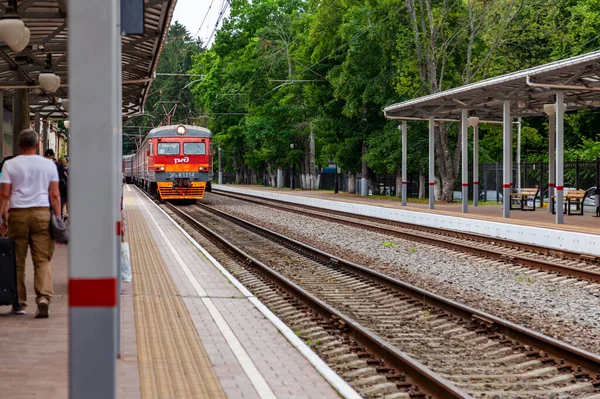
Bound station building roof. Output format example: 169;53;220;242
0;0;177;119
384;50;600;122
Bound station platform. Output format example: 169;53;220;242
214;185;600;257
0;186;355;399
215;185;600;234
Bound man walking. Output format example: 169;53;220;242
0;129;61;318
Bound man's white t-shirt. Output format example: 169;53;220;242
0;155;59;209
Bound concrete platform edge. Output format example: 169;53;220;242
215;185;600;257
138;188;361;399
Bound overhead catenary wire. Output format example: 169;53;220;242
194;0;216;40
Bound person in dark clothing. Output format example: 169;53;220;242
44;149;67;219
57;157;68;220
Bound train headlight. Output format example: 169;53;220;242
176;125;186;135
199;166;205;172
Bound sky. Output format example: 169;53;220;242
172;0;231;47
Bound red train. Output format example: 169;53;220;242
128;124;213;200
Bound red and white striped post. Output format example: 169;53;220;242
428;116;435;209
68;0;120;397
503;100;512;218
555;91;565;224
461;109;469;213
401;121;407;206
469;117;480;206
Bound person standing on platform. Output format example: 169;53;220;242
0;130;61;318
44;149;67;219
57;157;68;221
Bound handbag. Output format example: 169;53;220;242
120;239;132;283
50;214;69;244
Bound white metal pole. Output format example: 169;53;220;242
461;109;468;213
69;0;119;397
473;123;479;206
401;121;407;206
548;116;556;212
556;91;565;224
0;91;3;158
115;24;123;359
517;117;521;192
503;101;511;218
428;116;435;209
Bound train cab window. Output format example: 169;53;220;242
158;142;180;155
184;142;206;155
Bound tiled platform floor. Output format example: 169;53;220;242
0;245;139;399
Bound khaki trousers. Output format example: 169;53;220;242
8;207;54;308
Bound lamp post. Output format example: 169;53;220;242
290;143;295;190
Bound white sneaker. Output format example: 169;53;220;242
10;305;25;315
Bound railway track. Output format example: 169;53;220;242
163;199;600;399
212;190;600;285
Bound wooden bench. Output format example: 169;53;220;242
551;189;587;215
510;188;539;211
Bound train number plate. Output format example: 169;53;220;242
168;172;196;178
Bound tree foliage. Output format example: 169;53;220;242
151;1;600;194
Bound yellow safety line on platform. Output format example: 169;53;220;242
125;191;227;399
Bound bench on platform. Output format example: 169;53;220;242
510;188;539;211
551;189;587;215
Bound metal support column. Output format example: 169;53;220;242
277;169;283;189
428;116;435;209
548;114;556;212
556;91;565;224
361;141;368;196
473;123;479;206
42;120;49;152
401;121;407;206
516;117;522;191
12;89;29;155
461;110;468;213
0;91;3;158
218;145;222;184
34;112;40;153
502;101;511;218
115;21;123;359
69;0;120;397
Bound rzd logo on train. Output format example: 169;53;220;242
174;157;189;164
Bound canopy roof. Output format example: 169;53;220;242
384;50;600;122
0;0;177;119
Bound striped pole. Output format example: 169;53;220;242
548;114;556;213
555;91;565;224
461;109;468;213
401;121;407;206
503;101;512;218
428;116;435;209
69;0;119;398
473;123;479;206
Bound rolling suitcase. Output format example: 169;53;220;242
0;238;18;306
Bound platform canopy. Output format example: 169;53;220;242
0;0;176;119
384;50;600;121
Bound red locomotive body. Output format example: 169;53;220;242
131;125;213;200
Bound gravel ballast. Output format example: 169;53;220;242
204;192;600;355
